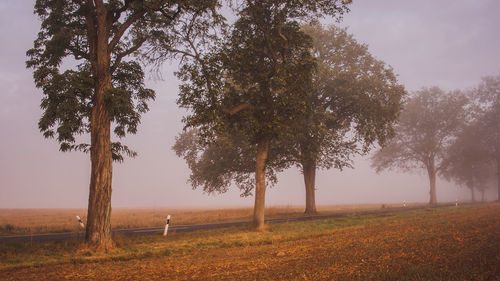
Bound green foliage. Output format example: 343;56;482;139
173;129;257;195
178;2;323;142
175;21;405;196
26;0;219;160
175;1;349;195
297;23;406;170
35;63;93;150
173;129;283;196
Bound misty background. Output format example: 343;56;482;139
1;0;499;208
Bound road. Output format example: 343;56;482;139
0;204;451;244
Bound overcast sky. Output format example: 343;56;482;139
1;0;499;209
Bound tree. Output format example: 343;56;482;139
296;24;406;214
472;74;500;201
441;120;494;202
371;87;467;205
26;0;218;249
176;0;349;229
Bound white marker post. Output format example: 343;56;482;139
403;200;406;208
163;215;171;236
76;216;85;228
455;199;458;206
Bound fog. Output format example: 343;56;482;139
1;0;499;208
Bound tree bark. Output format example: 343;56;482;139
426;159;437;205
253;138;269;230
85;1;114;250
302;159;317;215
496;155;500;202
470;186;476;202
481;189;485;202
86;92;113;250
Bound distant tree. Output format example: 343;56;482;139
26;0;219;249
472;74;500;201
441;121;494;202
176;0;349;229
371;87;468;205
296;24;406;214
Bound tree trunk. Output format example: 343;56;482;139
85;84;113;249
253;138;269;230
481;189;485;202
426;159;437;205
496;156;500;202
302;159;317;215
86;96;113;250
85;2;114;250
470;186;476;202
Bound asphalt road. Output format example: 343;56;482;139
0;204;451;244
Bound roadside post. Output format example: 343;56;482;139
403;200;406;207
75;215;85;241
163;215;171;236
76;216;85;228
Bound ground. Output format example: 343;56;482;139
1;203;499;280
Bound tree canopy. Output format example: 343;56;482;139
371;87;468;204
27;0;219;160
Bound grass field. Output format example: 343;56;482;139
1;203;499;280
0;204;413;235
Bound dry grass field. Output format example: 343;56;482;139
1;203;499;280
0;204;413;235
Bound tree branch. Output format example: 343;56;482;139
84;0;98;69
277;16;288;63
69;45;90;60
112;0;140;22
166;47;197;60
108;9;145;53
222;103;251;115
111;37;147;73
158;4;182;22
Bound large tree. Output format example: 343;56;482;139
26;0;218;249
176;0;349;229
371;87;467;205
296;24;406;214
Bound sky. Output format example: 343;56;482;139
1;0;499;209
